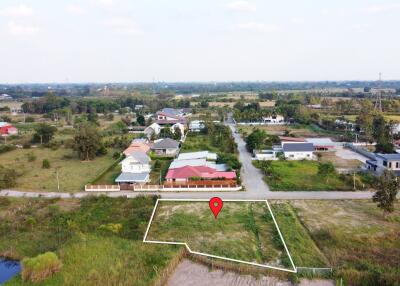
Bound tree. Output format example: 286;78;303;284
246;129;267;151
159;127;173;139
73;123;103;160
373;170;399;218
172;126;183;141
317;162;336;183
136;115;145;126
33;123;57;144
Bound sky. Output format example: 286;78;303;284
0;0;400;83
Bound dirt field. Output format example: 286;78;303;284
167;259;334;286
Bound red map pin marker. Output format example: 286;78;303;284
209;197;223;218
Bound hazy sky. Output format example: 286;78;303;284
1;0;399;83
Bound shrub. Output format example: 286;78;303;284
0;165;17;188
112;151;121;160
42;159;50;169
21;252;62;283
25;116;35;123
0;144;16;154
0;197;11;207
23;142;31;149
28;152;37;162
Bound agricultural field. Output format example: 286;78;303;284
146;201;295;270
253;160;368;191
291;200;400;286
0;147;118;192
0;196;181;286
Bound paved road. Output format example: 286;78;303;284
0;120;380;201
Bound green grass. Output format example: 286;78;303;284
270;203;329;267
0;147;118;192
291;200;400;286
254;160;353;191
0;196;182;286
181;134;222;153
147;201;292;269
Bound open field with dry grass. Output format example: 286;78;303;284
0;147;117;192
291;200;400;285
146;201;293;269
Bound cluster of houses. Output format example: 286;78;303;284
254;137;338;161
116;137;181;187
142;108;190;140
115;107;237;188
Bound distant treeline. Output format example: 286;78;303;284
2;81;400;97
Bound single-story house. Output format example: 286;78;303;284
177;151;217;161
253;146;283;161
282;142;315;160
365;153;400;175
304;138;337;151
169;158;227;171
123;142;151;156
0;122;18;136
261;115;285;125
165;165;236;183
155;108;188;126
151;138;180;156
189;120;205;132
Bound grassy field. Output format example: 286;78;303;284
291;200;400;285
0;147;117;192
0;196;181;286
147;201;293;269
254;160;356;191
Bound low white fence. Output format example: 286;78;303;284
85;184;242;192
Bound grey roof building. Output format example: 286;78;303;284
283;143;314;152
115;172;149;183
152;138;180;149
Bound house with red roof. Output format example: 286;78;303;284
0;122;18;136
165;165;236;183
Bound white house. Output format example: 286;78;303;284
253;146;283;161
261;115;285;125
365;153;400;175
282;142;315;160
189;120;205;132
115;151;151;185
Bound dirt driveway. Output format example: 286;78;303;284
167;259;334;286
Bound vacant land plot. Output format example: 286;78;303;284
146;201;293;269
291;200;400;286
0;196;181;286
318;151;362;169
254;161;354;191
238;124;321;138
0;147;117;192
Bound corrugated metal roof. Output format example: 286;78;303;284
283;143;314;152
115;172;149;182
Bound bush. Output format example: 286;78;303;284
0;165;17;189
21;252;62;283
28;152;37;162
42;159;50;169
25;116;35;123
0;144;16;154
112;151;120;160
23;142;31;149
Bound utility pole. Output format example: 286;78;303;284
56;168;60;191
